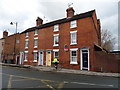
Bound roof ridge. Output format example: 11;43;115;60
21;9;95;34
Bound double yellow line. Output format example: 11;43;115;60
1;73;64;89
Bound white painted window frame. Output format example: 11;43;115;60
70;48;78;64
70;20;77;28
25;39;29;49
54;24;59;32
34;37;38;48
70;31;77;45
53;34;59;46
34;29;38;36
25;32;29;37
53;49;59;58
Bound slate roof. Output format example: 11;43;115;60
21;9;95;34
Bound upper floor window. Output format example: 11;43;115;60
54;24;59;32
25;32;29;37
70;20;77;28
34;29;38;35
70;31;77;45
53;34;59;46
16;40;19;44
2;42;4;47
34;37;38;48
25;39;29;48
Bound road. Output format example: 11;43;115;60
1;66;119;89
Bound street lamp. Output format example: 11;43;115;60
10;22;18;64
10;22;18;33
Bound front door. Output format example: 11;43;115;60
19;52;24;65
16;55;19;65
46;51;51;66
38;51;43;65
81;49;89;70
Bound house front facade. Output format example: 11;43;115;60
0;31;8;63
0;38;4;63
19;7;101;71
3;32;20;64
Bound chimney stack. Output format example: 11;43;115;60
3;30;8;38
36;17;43;26
66;7;75;17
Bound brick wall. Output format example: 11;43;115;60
3;33;20;63
19;10;101;71
93;51;120;73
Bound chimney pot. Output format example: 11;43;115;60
36;17;43;26
66;7;75;17
3;30;8;38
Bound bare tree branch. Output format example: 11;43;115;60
101;29;116;51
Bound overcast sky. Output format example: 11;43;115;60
0;0;119;50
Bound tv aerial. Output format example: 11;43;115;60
68;3;73;8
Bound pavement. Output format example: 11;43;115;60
0;63;120;78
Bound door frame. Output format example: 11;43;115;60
46;51;51;66
16;55;19;65
38;51;44;65
80;48;90;70
19;51;24;65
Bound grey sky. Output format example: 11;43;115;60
0;0;119;50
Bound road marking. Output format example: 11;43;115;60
8;75;12;88
2;72;56;89
71;82;114;87
12;78;29;82
41;80;55;90
1;72;52;82
1;72;115;88
58;82;65;89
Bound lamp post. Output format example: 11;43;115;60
10;22;18;64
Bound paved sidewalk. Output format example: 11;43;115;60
1;63;120;78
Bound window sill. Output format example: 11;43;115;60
33;60;37;62
25;47;28;49
34;46;38;48
70;62;78;64
24;60;28;62
34;34;38;36
70;26;77;29
54;30;59;32
53;45;59;47
70;43;77;45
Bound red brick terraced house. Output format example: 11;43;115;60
3;32;20;64
19;7;103;71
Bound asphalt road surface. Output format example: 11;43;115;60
1;66;119;89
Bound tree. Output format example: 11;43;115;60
101;29;116;51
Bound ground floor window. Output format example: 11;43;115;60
70;48;78;64
54;51;59;58
24;53;28;61
33;52;38;62
53;49;59;58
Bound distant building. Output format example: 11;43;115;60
3;31;20;64
0;31;8;63
0;38;4;63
